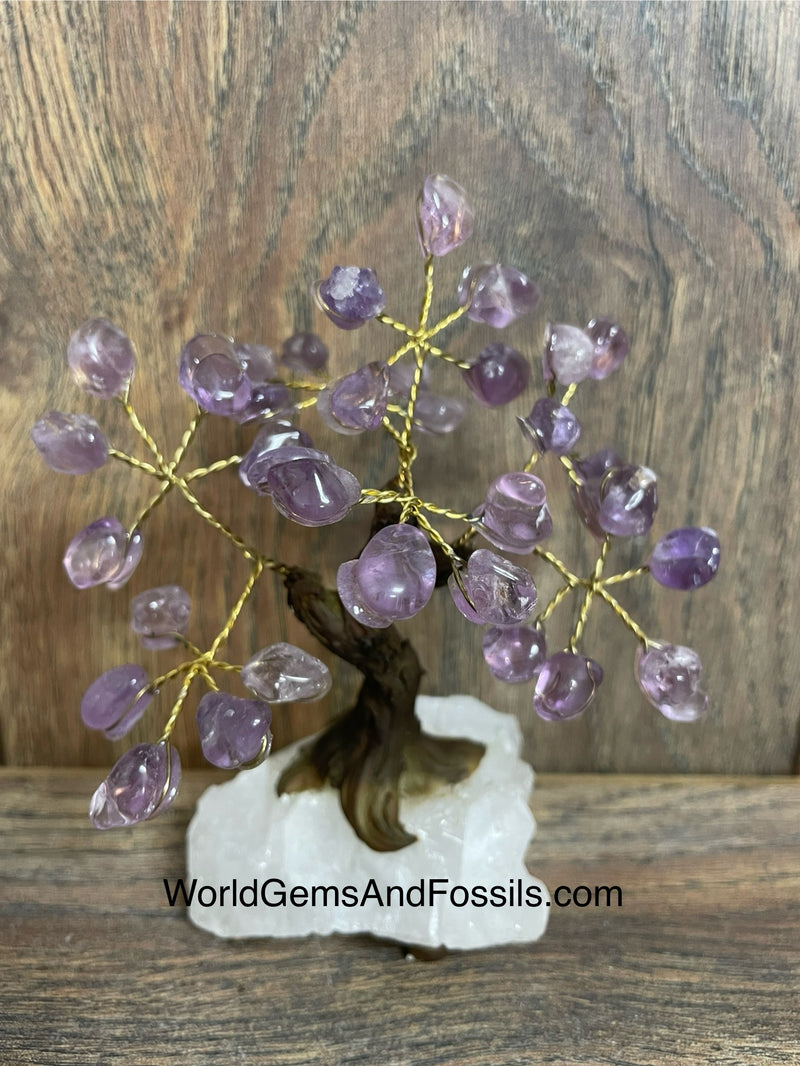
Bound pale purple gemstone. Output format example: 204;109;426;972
635;643;708;722
89;742;181;829
533;652;603;721
458;264;541;328
264;449;361;526
416;174;474;257
412;390;466;435
233;343;278;384
63;516;128;589
196;692;272;769
236;382;293;424
336;560;394;629
386;358;432;399
243;443;331;493
329;362;390;431
105;528;144;590
463;344;531;407
81;664;154;740
570;448;625;538
281;332;329;375
241;643;332;703
67;318;135;398
520;397;581;456
448;549;536;626
586;317;630;380
314;266;386;330
352;525;436;622
598;464;658;537
478;472;552;554
649;527;721;590
130;585;191;650
239;420;314;490
542;323;595;385
482;626;547;683
178;334;251;417
314;387;363;436
31;411;109;474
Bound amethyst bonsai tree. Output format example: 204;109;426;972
33;175;720;852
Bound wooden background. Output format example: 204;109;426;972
1;0;799;774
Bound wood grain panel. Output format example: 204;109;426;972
1;770;798;1064
1;2;798;770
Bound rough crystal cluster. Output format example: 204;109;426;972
187;695;549;949
33;171;720;849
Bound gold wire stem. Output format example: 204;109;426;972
523;450;541;474
283;380;327;391
424;303;468;337
537;584;574;627
294;395;320;411
119;398;168;468
184;454;243;481
601;565;650;586
131;479;172;531
419;344;472;369
419;501;471;522
381;416;406;449
568;586;595;652
108;448;160;476
414;511;458;564
451;526;478;553
595;587;651;649
170;408;204;471
418;255;435;330
208;561;264;660
532;546;580;586
376;314;418;341
561;383;578;406
559;454;584;488
158;666;200;743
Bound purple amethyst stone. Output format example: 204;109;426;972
239;420;314;491
478;471;552;554
635;642;708;721
520;397;582;456
338;524;436;626
533;652;603;721
130;585;191;649
89;742;181;828
196;692;272;768
314;266;386;330
463;344;531;407
542;323;595;385
649;527;721;590
63;516;130;589
482;626;547;683
263;448;361;526
281;332;329;375
448;549;537;626
416;174;474;257
329;362;390;431
597;464;658;537
81;664;154;739
458;264;540;328
586;317;630;380
31;411;109;474
67;318;136;399
178;334;251;417
241;643;332;703
570;448;625;539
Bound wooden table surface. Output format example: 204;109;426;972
1;769;797;1065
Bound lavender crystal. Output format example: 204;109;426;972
31;411;109;475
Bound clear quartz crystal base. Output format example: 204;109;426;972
187;695;549;950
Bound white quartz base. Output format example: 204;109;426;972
187;694;549;949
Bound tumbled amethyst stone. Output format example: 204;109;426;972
586;317;630;380
542;323;595;385
81;664;154;740
649;527;720;590
533;652;603;721
264;449;361;526
239;420;314;491
412;390;466;435
521;397;582;456
236;382;293;424
89;742;181;829
336;560;394;629
63;516;130;589
635;642;708;722
329;362;390;431
315;266;386;330
386;358;432;400
105;528;144;590
463;344;531;407
416;174;474;257
31;411;109;474
478;472;552;554
67;318;135;399
178;334;251;417
570;448;625;538
354;525;436;622
458;264;540;328
448;549;536;625
196;692;272;769
130;585;191;650
598;464;658;537
482;626;547;683
234;343;279;384
241;643;332;703
281;332;329;375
